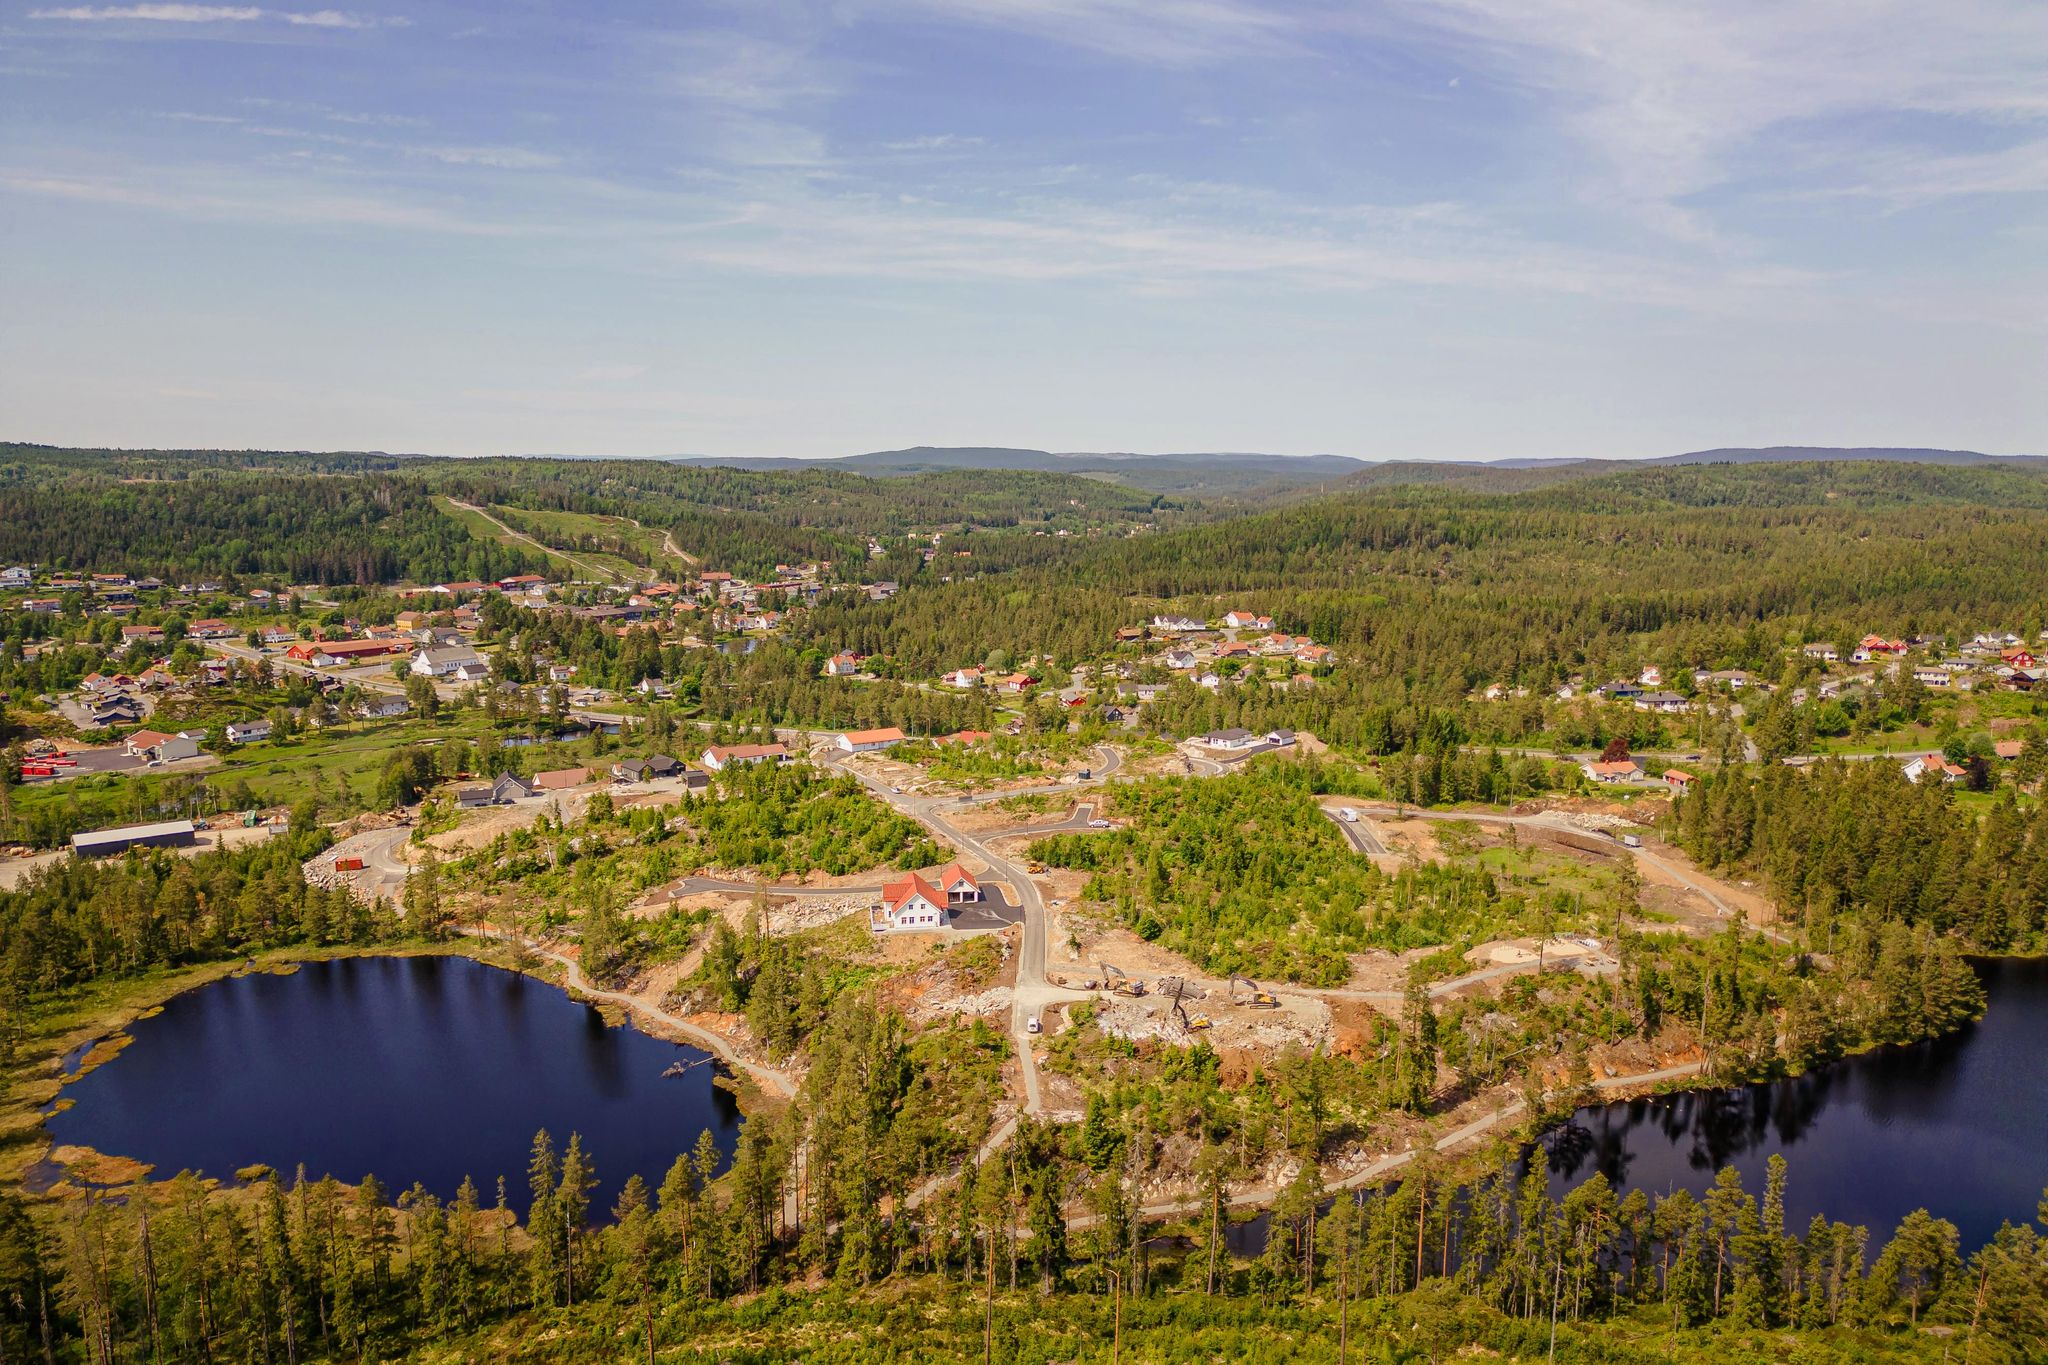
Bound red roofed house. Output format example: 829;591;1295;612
935;730;991;747
935;862;981;904
533;767;587;791
1902;754;1967;784
875;874;948;932
1663;768;1697;793
1993;739;2024;760
701;742;790;772
836;726;907;753
1583;758;1644;784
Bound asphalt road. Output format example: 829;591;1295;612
819;747;1092;1116
1320;803;1389;857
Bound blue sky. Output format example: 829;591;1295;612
2;0;2044;460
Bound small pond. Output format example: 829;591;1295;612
48;955;740;1214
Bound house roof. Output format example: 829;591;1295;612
936;862;978;889
533;767;586;789
705;742;788;763
127;729;177;748
1587;759;1641;777
883;874;944;913
935;730;990;746
841;726;907;745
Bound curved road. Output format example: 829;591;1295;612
819;748;1095;1115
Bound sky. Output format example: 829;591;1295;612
2;0;2045;461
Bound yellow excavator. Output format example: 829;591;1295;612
1099;962;1147;998
1229;974;1280;1009
1169;978;1212;1033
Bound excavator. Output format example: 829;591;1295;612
1098;962;1147;998
1169;978;1212;1033
1229;974;1280;1009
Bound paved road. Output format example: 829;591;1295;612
820;750;1093;1116
1320;804;1389;857
670;876;882;899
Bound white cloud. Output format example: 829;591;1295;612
861;0;1298;66
29;3;404;28
415;145;562;170
883;134;987;152
1372;0;2048;236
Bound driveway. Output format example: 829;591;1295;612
950;883;1024;932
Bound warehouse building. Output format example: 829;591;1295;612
71;819;198;857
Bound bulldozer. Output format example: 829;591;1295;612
1229;973;1280;1009
1098;962;1146;998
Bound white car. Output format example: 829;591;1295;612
1027;1015;1042;1034
1088;818;1111;828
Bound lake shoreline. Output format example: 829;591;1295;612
5;938;763;1201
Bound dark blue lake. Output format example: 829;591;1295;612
49;955;740;1214
1542;955;2048;1251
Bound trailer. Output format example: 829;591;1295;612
333;857;366;872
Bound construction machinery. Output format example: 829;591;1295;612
1168;978;1212;1033
1229;974;1280;1009
1099;962;1146;998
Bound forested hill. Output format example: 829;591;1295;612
0;472;546;586
0;444;1189;581
797;459;2048;683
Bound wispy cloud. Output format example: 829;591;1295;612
29;4;407;28
883;134;987;152
1373;0;2048;237
860;0;1300;66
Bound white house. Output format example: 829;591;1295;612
226;720;272;744
823;651;865;677
411;646;485;679
1903;754;1966;784
1193;727;1261;751
1152;614;1206;633
124;729;200;763
835;726;907;753
1222;610;1274;631
0;566;31;588
942;667;984;689
875;874;948;931
701;742;790;772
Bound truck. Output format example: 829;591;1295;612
1336;807;1359;823
1618;833;1642;849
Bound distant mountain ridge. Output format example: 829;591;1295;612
669;443;2040;495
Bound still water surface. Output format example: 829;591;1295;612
1225;958;2047;1256
1542;956;2048;1251
50;956;740;1213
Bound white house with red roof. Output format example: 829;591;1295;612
835;726;907;753
875;874;949;931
